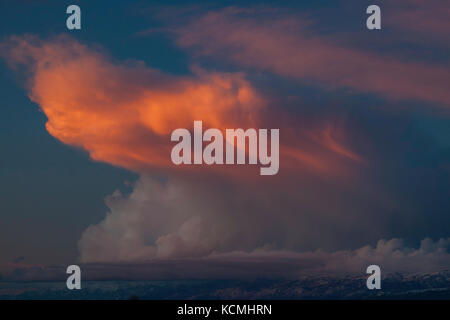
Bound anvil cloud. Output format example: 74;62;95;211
1;35;363;177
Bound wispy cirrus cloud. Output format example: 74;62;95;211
169;7;450;106
385;0;450;40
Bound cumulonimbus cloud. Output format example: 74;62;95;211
3;34;444;265
0;35;375;262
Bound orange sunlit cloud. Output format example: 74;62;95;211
172;7;450;107
2;35;364;177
